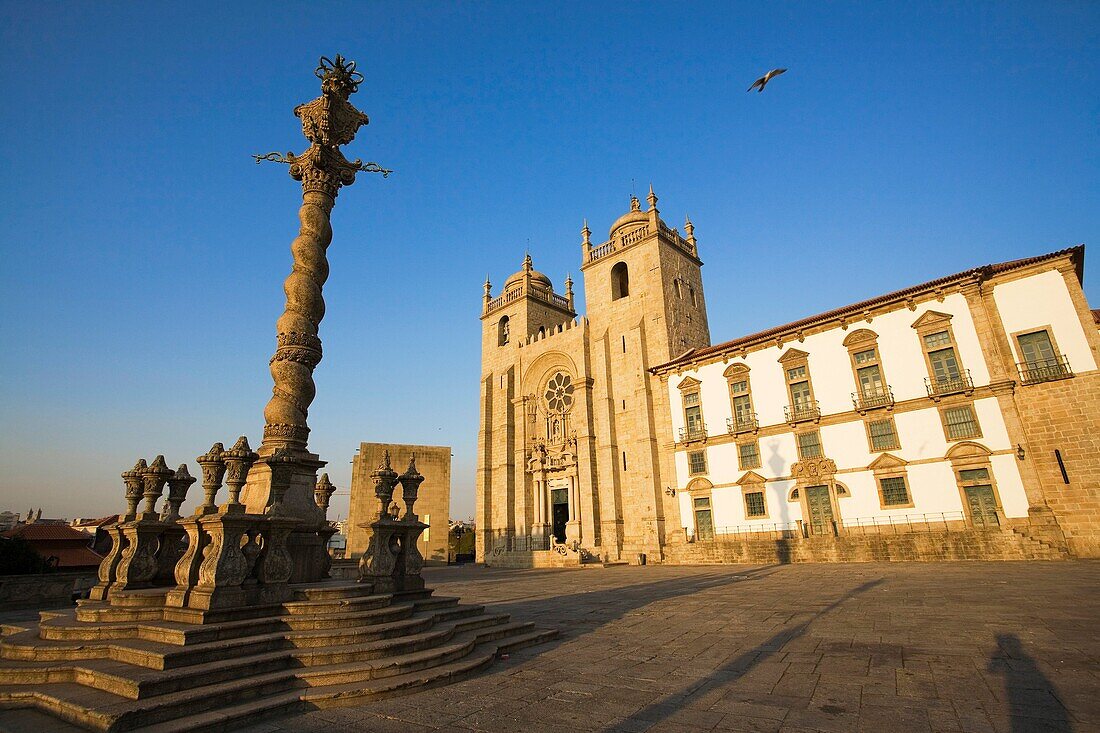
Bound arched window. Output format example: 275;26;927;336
498;316;510;346
538;326;546;338
611;262;629;300
674;279;682;299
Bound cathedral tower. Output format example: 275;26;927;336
476;188;710;563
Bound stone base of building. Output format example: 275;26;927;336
484;548;593;569
0;580;556;732
663;526;1071;565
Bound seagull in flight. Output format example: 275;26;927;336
748;68;787;93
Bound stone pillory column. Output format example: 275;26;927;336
242;56;390;582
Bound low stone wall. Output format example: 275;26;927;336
485;550;582;569
664;527;1067;565
0;572;95;611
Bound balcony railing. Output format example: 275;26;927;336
679;424;708;442
852;385;895;412
924;370;974;398
1018;355;1073;385
784;400;821;423
726;414;759;434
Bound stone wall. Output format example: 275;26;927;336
1012;371;1100;557
663;527;1068;565
0;572;94;611
348;443;451;563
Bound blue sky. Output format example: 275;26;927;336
1;2;1097;522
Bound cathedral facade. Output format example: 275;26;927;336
477;192;1100;564
476;190;705;562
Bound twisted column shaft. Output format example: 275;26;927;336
262;190;333;450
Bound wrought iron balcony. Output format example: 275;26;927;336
1017;355;1073;385
924;370;974;398
852;385;895;412
726;414;759;434
783;401;821;423
679;424;708;443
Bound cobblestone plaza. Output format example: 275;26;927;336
232;562;1098;733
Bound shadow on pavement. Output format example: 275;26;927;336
597;577;885;733
987;633;1073;732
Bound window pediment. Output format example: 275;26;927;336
686;477;713;493
676;376;702;390
736;470;767;486
722;362;750;378
945;440;992;460
868;453;907;471
777;348;810;364
842;328;879;347
911;310;953;330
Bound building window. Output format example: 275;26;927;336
779;350;819;422
878;476;910;506
611;262;629;300
688;450;707;475
912;312;971;396
844;330;893;410
796;431;823;459
682;390;705;440
622;451;627;471
744;491;767;518
1015;328;1072;384
867;418;900;452
674;279;683;299
723;364;757;433
689;286;697;307
738;441;761;469
942;404;982;440
498;316;510;346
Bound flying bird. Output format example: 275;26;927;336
747;68;787;93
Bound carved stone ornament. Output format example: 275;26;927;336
196;443;226;514
140;456;173;518
790;457;838;483
315;473;336;512
162;464;196;522
122;459;147;520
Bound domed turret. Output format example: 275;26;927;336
608;194;648;239
504;252;553;290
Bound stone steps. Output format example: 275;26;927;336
0;575;556;733
0;622;556;732
141;629;558;733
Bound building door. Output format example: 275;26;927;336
693;496;714;541
805;485;835;535
550;488;569;543
965;485;999;528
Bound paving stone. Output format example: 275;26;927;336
227;562;1099;733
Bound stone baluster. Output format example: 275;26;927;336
154;464;195;586
114;456;173;591
398;455;424;521
89;461;145;600
221;437;258;512
195;443;226;515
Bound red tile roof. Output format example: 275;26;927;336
37;546;104;569
2;523;93;542
653;245;1084;373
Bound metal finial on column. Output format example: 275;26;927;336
253;55;391;452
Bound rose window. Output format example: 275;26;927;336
544;372;575;414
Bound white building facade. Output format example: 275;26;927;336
655;247;1100;556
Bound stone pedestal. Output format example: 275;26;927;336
357;518;428;593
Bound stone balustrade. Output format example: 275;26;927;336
91;438;341;612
